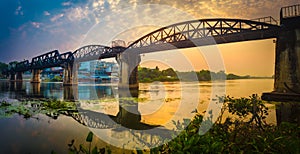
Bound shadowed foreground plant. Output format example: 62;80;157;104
68;131;111;154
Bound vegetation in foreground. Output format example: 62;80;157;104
0;98;76;119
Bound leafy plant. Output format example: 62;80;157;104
68;131;110;154
154;95;300;153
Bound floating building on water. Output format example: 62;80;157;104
42;60;119;82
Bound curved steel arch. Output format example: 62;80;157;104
127;18;280;53
72;45;112;62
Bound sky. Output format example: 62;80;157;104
0;0;299;76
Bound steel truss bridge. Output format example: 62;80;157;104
4;16;280;74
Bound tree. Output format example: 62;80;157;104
197;70;211;81
0;62;8;78
162;68;177;77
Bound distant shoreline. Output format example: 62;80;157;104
138;67;273;83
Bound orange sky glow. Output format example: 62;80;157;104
139;38;276;77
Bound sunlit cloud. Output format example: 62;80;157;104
65;7;89;22
92;0;105;8
167;0;299;20
50;13;64;22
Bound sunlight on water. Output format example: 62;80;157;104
0;79;278;152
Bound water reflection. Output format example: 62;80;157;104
2;81;117;101
1;80;300;128
76;86;172;149
275;102;300;125
63;86;78;101
0;80;173;150
0;79;299;152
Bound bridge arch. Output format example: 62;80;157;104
72;45;112;62
127;18;280;53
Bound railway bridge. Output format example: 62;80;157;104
4;4;300;101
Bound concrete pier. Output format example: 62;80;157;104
262;15;300;101
16;72;23;81
31;69;41;83
63;63;78;86
116;51;141;91
9;72;15;81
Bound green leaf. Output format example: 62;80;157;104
80;144;88;153
136;148;143;154
107;147;112;154
92;146;98;154
86;131;93;142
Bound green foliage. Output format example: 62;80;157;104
86;132;93;142
0;99;76;119
52;75;63;82
138;67;253;82
43;75;63;82
0;62;8;78
154;95;300;154
68;131;109;154
138;67;179;83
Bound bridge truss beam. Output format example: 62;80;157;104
127;18;280;53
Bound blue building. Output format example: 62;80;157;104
40;60;119;82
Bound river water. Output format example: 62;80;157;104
0;79;295;153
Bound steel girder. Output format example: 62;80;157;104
127;18;280;53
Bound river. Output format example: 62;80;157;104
0;79;295;153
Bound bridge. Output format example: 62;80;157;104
3;4;300;101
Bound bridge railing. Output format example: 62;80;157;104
251;16;278;25
281;4;300;19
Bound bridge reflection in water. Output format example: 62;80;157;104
2;81;300;126
1;81;173;149
0;79;299;151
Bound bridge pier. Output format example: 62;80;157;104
63;63;78;86
116;88;141;129
9;72;16;81
262;16;300;101
16;72;23;81
31;69;41;83
31;83;41;96
63;86;78;101
116;52;141;91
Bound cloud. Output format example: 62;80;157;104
15;6;23;16
31;22;42;28
166;0;300;20
92;0;105;8
50;13;64;22
66;7;89;22
44;11;51;16
6;0;300;64
62;1;72;6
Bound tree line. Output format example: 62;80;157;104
138;66;255;82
